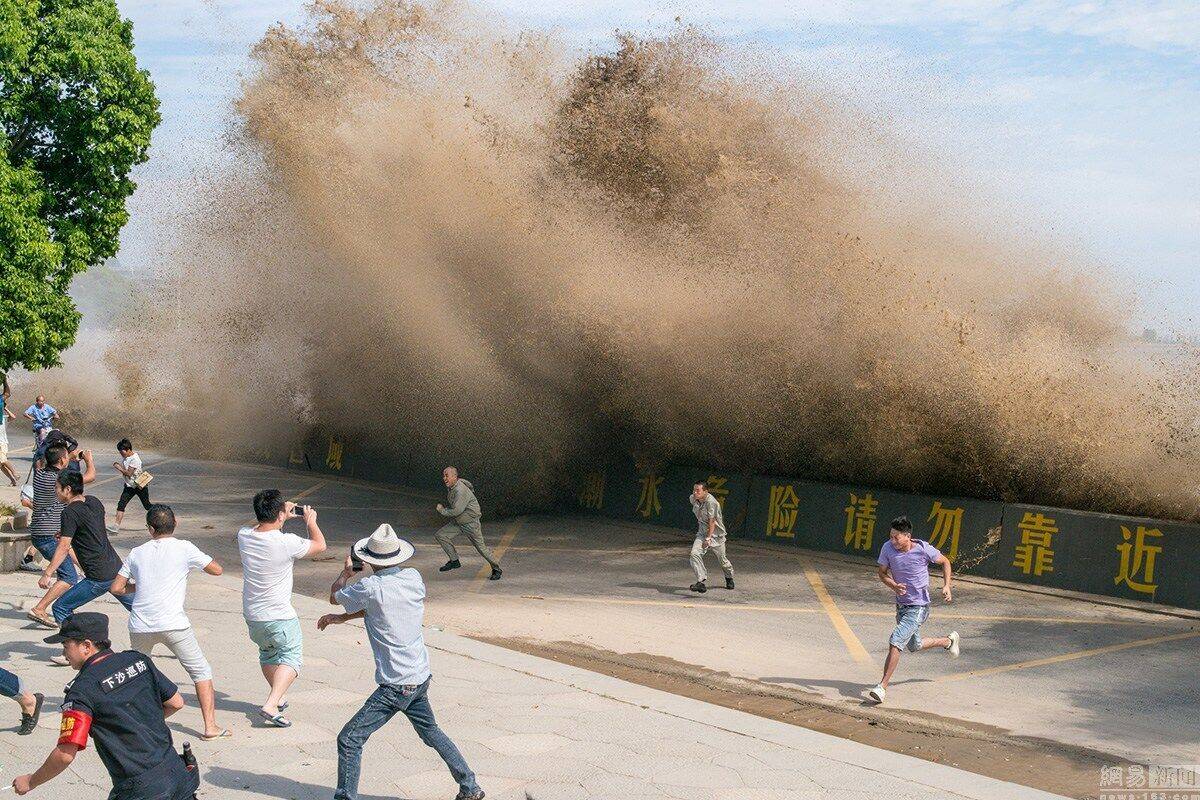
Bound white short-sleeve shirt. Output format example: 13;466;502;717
122;453;143;488
237;526;311;622
119;537;213;633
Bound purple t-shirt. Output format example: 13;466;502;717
877;539;943;606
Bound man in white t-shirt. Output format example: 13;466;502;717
110;504;229;740
110;438;151;533
237;488;326;728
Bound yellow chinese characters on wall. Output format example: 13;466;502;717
325;438;344;471
1012;512;1056;576
577;472;606;510
844;493;878;551
1115;525;1162;597
765;484;800;538
636;472;663;519
926;501;964;562
704;475;730;508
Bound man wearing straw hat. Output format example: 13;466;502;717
319;524;485;800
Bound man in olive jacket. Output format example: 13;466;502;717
434;467;502;580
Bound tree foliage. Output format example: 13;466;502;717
0;0;159;371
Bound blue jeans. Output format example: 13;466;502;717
335;678;478;800
0;666;22;699
52;578;133;624
30;536;78;584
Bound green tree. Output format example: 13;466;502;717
0;0;159;371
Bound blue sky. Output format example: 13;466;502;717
115;0;1200;334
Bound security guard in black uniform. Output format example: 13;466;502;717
12;612;200;799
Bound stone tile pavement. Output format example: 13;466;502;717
0;571;1067;799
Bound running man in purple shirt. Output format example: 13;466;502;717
867;515;961;704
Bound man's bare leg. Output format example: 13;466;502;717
195;679;222;736
880;645;903;689
31;580;71;616
1;460;17;486
260;664;297;716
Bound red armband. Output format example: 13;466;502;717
58;709;91;749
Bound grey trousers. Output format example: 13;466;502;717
435;521;500;569
690;537;734;583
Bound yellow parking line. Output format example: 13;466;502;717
7;444;33;455
937;629;1200;682
289;481;328;503
90;457;178;490
472;517;523;590
802;561;873;666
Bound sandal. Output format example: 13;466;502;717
258;710;291;728
25;609;57;629
200;728;232;741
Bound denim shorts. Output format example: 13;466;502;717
247;618;303;671
890;604;930;652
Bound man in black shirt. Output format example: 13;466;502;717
12;613;199;799
38;472;133;634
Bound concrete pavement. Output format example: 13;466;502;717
0;569;1069;800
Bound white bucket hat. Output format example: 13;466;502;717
353;523;415;567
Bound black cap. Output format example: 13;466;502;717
44;612;108;644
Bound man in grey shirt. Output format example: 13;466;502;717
689;481;735;593
320;523;485;800
433;467;502;580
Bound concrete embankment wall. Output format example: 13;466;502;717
282;432;1199;611
570;463;1200;612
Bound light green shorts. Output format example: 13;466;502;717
246;617;303;671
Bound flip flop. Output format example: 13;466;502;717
278;699;288;711
200;728;232;741
25;610;57;629
258;710;291;728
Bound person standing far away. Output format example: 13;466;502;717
24;444;83;630
867;516;961;705
237;489;326;727
688;481;734;593
38;471;133;657
11;612;199;800
23;395;58;450
0;376;18;486
109;438;150;534
434;467;502;580
0;374;18;485
319;524;486;800
110;504;229;740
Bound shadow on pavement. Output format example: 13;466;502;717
761;675;932;701
204;766;406;800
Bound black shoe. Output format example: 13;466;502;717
725;577;735;590
689;581;707;593
18;693;43;735
489;567;502;581
456;790;485;800
438;560;462;572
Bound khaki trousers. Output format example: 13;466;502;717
435;521;500;569
690;536;733;583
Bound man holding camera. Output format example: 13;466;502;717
320;524;485;800
237;489;326;727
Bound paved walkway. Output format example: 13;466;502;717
0;571;1067;800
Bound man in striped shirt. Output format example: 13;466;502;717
24;444;93;629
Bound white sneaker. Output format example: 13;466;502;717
49;655;70;667
18;561;43;573
867;684;885;704
106;524;119;535
947;631;960;658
